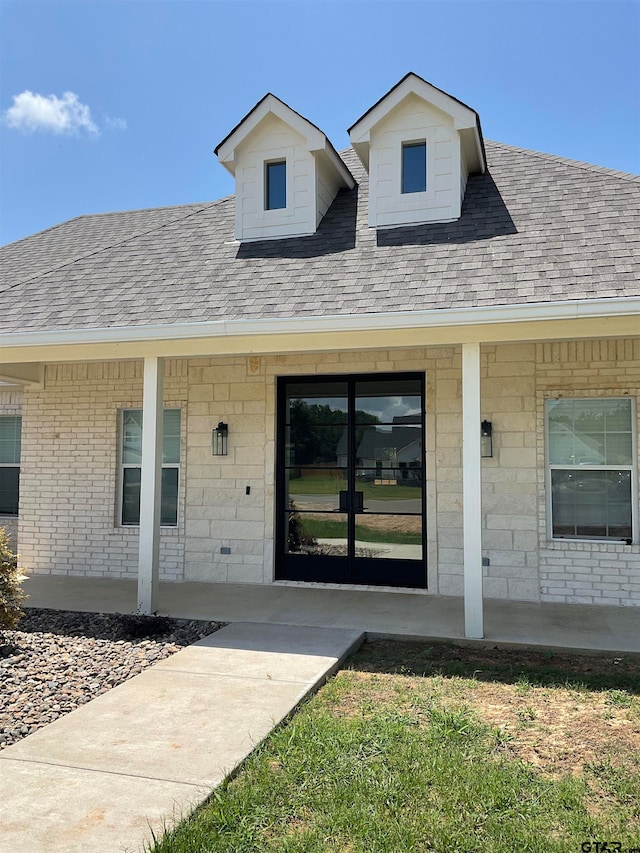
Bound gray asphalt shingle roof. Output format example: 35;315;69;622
1;142;638;334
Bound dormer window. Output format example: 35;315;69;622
265;160;286;210
349;73;486;229
215;93;355;242
401;141;426;194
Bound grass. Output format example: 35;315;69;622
149;642;640;853
288;475;421;501
298;517;422;545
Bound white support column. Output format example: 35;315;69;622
137;356;164;614
462;342;483;639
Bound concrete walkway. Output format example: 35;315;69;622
24;574;640;654
0;622;364;853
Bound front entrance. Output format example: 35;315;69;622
275;373;426;588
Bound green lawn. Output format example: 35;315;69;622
297;517;422;546
149;642;640;853
288;475;421;501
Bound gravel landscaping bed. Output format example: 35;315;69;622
0;608;224;750
300;544;384;558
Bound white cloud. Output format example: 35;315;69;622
105;115;127;131
4;90;99;135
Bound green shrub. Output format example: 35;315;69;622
287;500;317;552
0;527;27;633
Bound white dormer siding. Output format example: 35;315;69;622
234;114;315;241
216;94;355;242
349;73;485;230
316;155;345;227
368;93;462;228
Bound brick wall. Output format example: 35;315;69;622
19;362;187;581
183;347;447;589
535;340;640;606
0;387;22;549
14;337;640;606
435;344;540;601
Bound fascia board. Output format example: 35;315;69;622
217;95;282;157
452;115;477;131
218;156;236;176
472;129;486;173
313;141;356;189
2;298;639;349
349;125;370;145
460;127;486;174
350;76;477;139
270;98;325;148
217;95;325;164
351;140;370;171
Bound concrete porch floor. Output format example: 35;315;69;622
23;574;640;655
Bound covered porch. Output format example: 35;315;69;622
2;307;639;649
23;573;640;655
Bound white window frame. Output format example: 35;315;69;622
0;415;21;518
118;408;181;528
545;396;638;544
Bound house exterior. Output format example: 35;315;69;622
1;73;638;640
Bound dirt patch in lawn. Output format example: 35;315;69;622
333;640;640;780
450;680;640;777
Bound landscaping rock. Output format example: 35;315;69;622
0;608;224;749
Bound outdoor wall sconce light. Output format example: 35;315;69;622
481;420;493;458
212;421;229;456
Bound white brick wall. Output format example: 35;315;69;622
13;336;640;608
535;340;640;606
0;387;22;549
416;339;639;605
19;362;187;581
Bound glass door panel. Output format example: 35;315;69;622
286;468;348;511
285;511;348;556
354;515;423;560
277;374;426;588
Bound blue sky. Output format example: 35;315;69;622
1;0;638;246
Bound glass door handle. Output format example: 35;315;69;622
339;491;349;513
354;491;364;513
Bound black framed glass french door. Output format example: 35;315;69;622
275;373;426;588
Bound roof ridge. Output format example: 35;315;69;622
486;139;640;183
0;198;230;297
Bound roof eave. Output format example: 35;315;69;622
1;297;638;350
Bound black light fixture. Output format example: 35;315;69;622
481;420;493;458
212;421;229;456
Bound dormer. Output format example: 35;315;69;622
215;94;355;242
348;73;486;229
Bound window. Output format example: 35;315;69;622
546;398;636;542
0;416;21;516
265;160;286;210
120;409;181;527
401;141;426;194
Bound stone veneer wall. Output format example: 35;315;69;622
444;343;540;601
183;348;443;590
535;340;640;606
0;386;23;549
14;338;640;605
19;361;188;580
